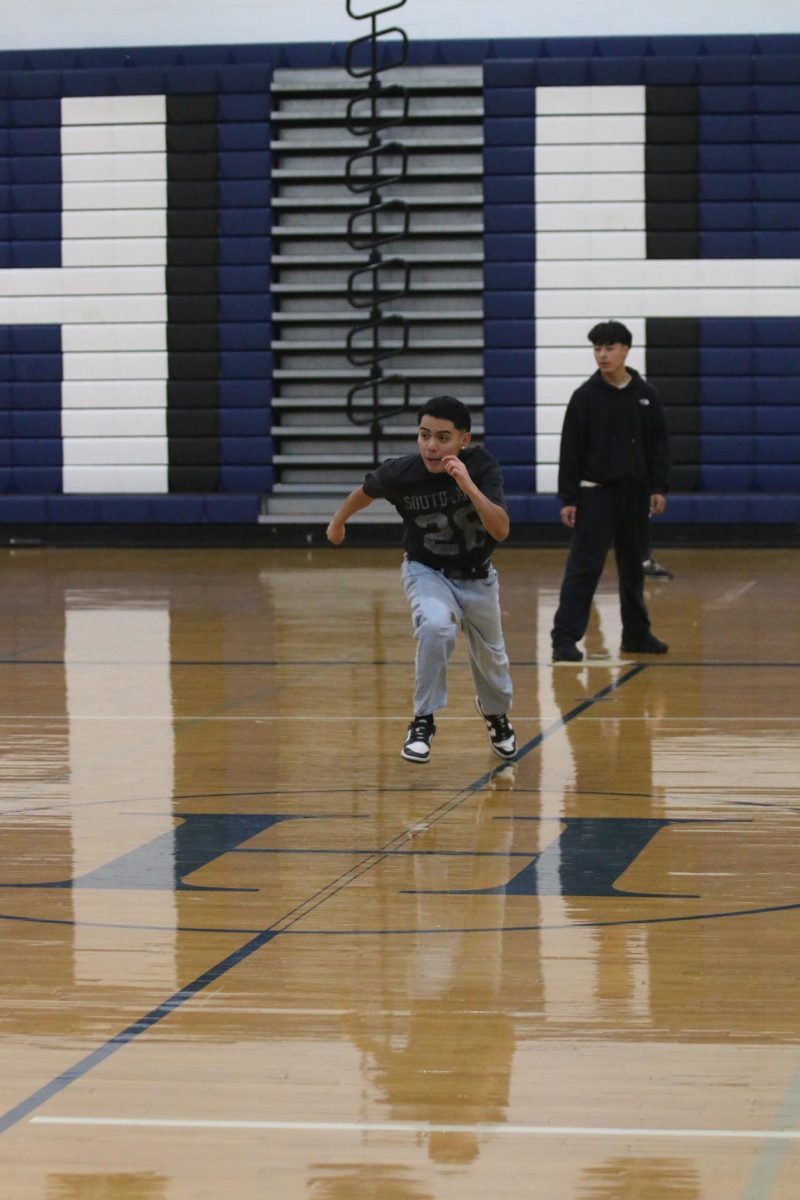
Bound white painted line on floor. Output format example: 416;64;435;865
30;1116;800;1139
1;715;800;723
710;581;756;608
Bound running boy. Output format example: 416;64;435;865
326;395;516;764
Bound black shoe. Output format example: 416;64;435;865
552;640;583;663
620;634;668;654
475;696;517;760
401;715;436;763
642;558;673;579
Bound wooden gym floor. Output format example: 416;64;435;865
0;544;798;1200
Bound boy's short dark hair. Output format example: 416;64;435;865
588;320;633;347
418;395;472;431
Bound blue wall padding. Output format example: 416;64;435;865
484;435;535;464
219;409;271;436
219;381;271;408
483;293;534;320
220;465;273;492
484;88;536;117
483;321;535;348
484;407;535;435
219;323;271;351
483;379;535;407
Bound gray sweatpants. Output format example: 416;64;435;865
401;557;513;717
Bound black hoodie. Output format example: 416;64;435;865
557;366;671;506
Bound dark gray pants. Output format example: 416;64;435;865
551;484;650;647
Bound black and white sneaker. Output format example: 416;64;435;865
475;696;517;760
401;715;436;763
642;558;674;579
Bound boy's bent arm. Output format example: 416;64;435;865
326;486;375;545
466;488;510;542
443;457;510;542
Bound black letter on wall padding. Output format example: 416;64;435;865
166;94;220;493
646;317;701;492
645;86;699;261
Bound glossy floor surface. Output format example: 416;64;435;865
1;545;799;1200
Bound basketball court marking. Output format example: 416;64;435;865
0;665;644;1136
741;1055;800;1198
28;1116;800;1141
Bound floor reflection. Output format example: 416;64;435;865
308;1162;433;1200
578;1155;701;1199
47;1173;168;1200
341;787;521;1165
66;595;176;990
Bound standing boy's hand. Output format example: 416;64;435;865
560;505;577;528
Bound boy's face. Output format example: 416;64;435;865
417;415;471;473
592;341;630;377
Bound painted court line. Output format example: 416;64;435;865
0;666;643;1137
710;580;757;608
2;714;800;723
30;1116;800;1140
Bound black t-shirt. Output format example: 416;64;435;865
362;445;507;570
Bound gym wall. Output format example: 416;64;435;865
0;32;798;533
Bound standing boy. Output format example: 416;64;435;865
326;395;516;764
551;321;671;663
